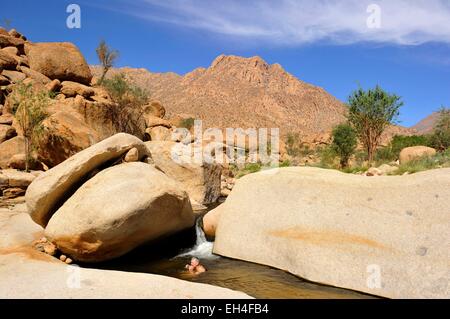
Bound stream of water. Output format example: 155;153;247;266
93;219;375;299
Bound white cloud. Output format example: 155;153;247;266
121;0;450;46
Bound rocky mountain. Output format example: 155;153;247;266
93;55;348;140
411;112;440;135
92;54;413;143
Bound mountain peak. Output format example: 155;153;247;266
92;56;349;138
211;54;268;69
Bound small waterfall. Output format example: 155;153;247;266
176;218;218;260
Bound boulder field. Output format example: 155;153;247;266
207;167;450;298
24;133;201;263
0;27;180;170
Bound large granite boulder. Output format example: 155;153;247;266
26;133;147;227
399;146;436;164
45;162;195;262
24;42;92;85
212;167;450;298
145;141;222;206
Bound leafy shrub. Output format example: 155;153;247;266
285;132;315;158
394;148;450;175
179;117;195;130
279;160;291;167
376;134;429;163
11;82;50;171
230;162;262;178
102;73;149;136
331;123;357;168
428;107;450;151
316;145;339;169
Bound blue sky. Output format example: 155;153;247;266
2;0;450;127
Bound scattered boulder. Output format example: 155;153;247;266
60;81;94;98
0;169;37;188
145;116;172;129
1;70;26;83
377;164;398;175
1;46;18;56
32;237;57;256
45;79;61;93
26;133;147;227
146;126;172;141
38;109;101;167
24;42;92;85
399;146;436;164
124;147;139;162
220;188;231;197
0;35;25;50
2;187;25;199
0;124;16;143
19;66;51;85
8;29;25;39
143;101;166;119
7;153;44;171
145;141;222;206
213;167;450;298
45;162;195;262
0;51;18;70
0;136;25;169
365;167;382;177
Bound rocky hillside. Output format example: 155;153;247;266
93;55;348;139
411;112;440;134
92;55;413;143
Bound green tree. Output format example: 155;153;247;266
347;85;403;163
96;40;119;84
428;107;450;151
331;123;357;168
12;83;49;172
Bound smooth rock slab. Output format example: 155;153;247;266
45;162;195;262
0;254;251;299
213;167;450;298
0;205;249;299
26;133;147;227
